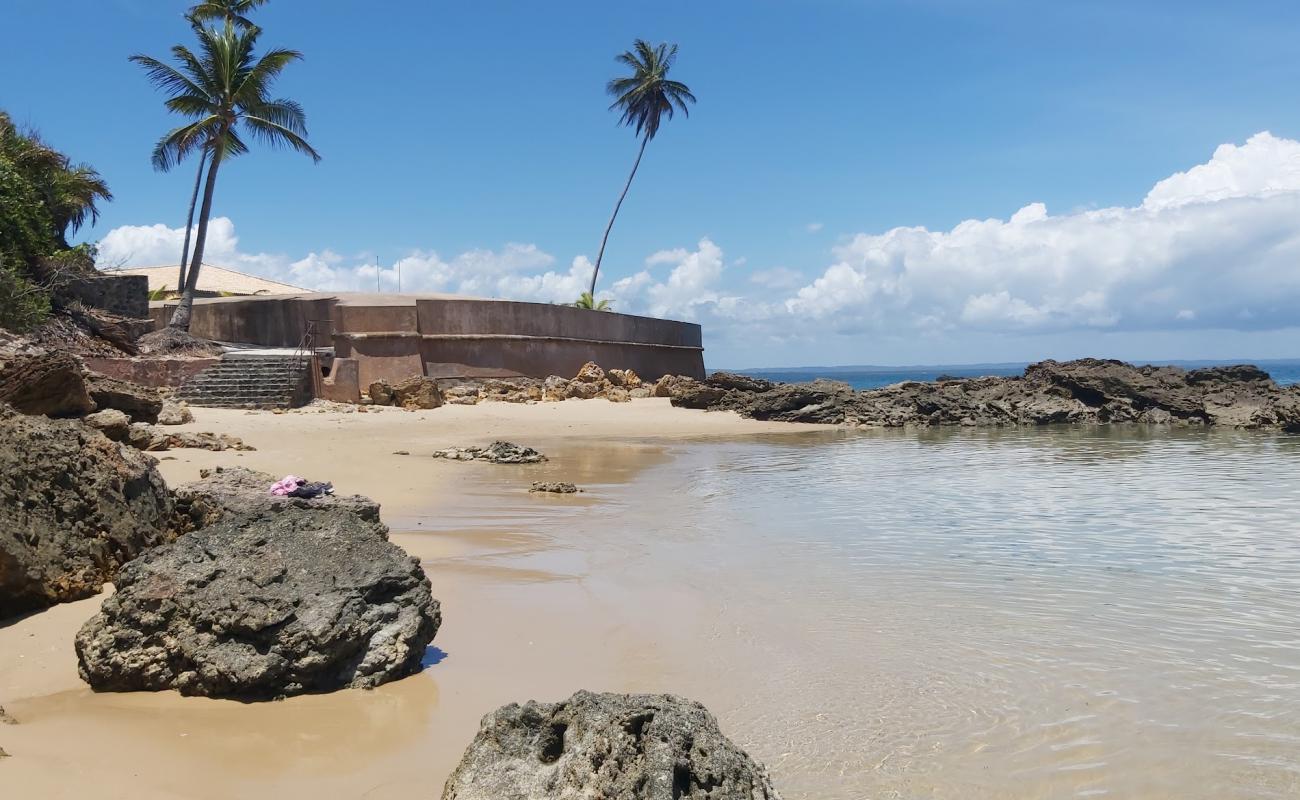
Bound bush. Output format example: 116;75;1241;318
0;252;50;331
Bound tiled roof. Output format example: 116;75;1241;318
107;264;308;296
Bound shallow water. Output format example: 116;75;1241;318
417;427;1300;799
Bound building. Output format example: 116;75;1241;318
107;263;308;298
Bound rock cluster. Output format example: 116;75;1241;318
0;349;176;425
442;690;782;800
84;373;162;423
75;505;441;699
432;441;548;464
656;359;1300;430
399;363;652;407
125;425;255;452
0;408;174;618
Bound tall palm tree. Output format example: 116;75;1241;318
589;40;695;298
173;0;267;292
188;0;268;30
131;21;319;330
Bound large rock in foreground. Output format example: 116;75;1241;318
442;691;782;800
75;507;440;699
0;408;174;618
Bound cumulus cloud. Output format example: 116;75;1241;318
784;131;1300;334
99;218;589;304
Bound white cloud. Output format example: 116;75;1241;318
749;266;806;290
99;219;589;304
805;222;824;233
783;131;1300;334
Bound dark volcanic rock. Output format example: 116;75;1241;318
0;351;94;417
657;359;1300;430
704;371;776;393
0;408;173;618
442;690;782;800
84;373;163;424
171;466;384;534
75;506;440;699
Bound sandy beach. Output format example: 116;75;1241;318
0;399;832;799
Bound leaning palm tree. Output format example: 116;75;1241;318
588;40;695;298
130;21;319;330
172;0;268;292
573;291;611;311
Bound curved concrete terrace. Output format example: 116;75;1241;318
150;292;706;399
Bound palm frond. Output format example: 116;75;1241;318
241;114;321;161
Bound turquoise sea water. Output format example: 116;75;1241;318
732;359;1300;390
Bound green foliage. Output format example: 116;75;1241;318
0;151;56;267
0;111;112;250
0;252;50;331
574;291;612;311
148;284;172;300
607;40;696;142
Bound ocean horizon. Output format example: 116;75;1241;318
728;357;1300;390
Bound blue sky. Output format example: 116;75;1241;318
4;0;1300;367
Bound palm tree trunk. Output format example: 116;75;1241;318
169;144;223;331
589;135;649;297
177;150;208;292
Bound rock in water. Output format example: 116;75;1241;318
442;691;783;800
431;441;547;464
0;408;174;618
529;482;579;494
0;351;94;417
75;507;440;699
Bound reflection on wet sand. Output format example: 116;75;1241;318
4;427;1299;799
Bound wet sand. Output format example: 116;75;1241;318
0;399;829;799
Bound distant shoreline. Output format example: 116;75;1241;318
725;357;1300;390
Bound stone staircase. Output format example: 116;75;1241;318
176;351;313;409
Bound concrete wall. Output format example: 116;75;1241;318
152;296;335;347
157;293;706;396
84;356;221;387
63;275;149;319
